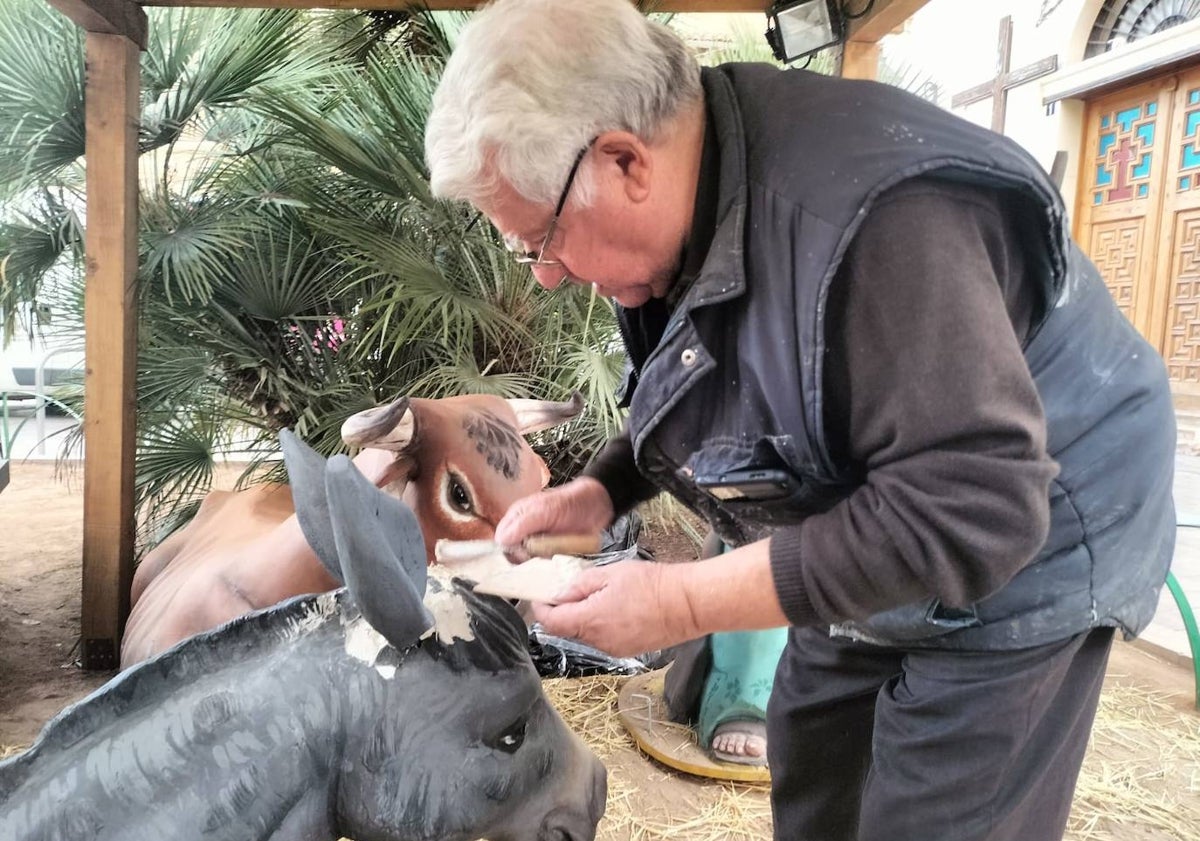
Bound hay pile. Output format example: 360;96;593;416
545;676;773;840
1066;682;1200;840
545;674;1200;841
0;744;24;761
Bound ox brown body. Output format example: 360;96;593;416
121;393;583;668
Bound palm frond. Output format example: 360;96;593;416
136;335;219;413
0;0;84;189
134;410;225;549
139;189;254;305
140;8;332;154
215;222;345;320
253;21;454;206
0;189;83;339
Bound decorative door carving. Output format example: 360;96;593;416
1158;69;1200;381
1076;65;1200;382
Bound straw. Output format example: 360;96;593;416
545;673;1200;841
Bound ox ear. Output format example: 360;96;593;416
280;429;344;584
325;454;434;650
340;396;415;451
506;391;585;435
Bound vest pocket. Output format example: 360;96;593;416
835;597;983;644
925;600;982;630
673;439;839;542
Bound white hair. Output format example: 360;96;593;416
425;0;702;209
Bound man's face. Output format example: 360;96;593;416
478;141;682;309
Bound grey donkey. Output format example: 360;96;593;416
0;430;606;841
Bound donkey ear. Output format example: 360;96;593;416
325;454;434;650
279;429;343;584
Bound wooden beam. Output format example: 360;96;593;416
81;31;140;672
46;0;147;49
142;0;769;9
140;0;936;32
846;0;931;44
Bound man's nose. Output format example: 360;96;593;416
530;263;568;291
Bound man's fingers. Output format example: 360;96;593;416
494;496;557;546
552;566;604;603
495;483;593;546
528;568;609;640
529;601;581;640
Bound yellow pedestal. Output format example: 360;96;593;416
616;669;772;784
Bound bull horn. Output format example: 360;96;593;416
325;455;434;650
341;396;415;450
506;391;585;434
280;429;344;584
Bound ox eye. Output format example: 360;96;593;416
446;471;473;514
489;718;527;754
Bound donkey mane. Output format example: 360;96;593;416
0;581;531;800
0;590;341;798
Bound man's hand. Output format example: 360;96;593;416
529;560;702;657
494;476;615;550
530;540;791;658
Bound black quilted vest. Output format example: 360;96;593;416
617;64;1175;649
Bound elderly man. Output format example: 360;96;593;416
424;1;1176;838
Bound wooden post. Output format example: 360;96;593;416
841;40;881;80
840;0;932;81
81;31;140;671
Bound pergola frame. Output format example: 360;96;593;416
40;0;929;669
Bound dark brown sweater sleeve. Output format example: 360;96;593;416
582;428;660;518
769;179;1060;627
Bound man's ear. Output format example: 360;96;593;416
595;130;652;203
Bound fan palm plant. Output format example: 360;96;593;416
1;2;937;552
0;1;624;550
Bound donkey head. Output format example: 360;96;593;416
280;428;606;841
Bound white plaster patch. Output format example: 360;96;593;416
343;616;393;678
422;582;475;645
431;544;514;584
286;591;339;639
472;554;588;604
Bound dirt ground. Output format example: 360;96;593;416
1;461;1198;839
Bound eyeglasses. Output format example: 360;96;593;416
503;141;592;267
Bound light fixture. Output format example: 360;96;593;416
765;0;843;63
764;0;876;64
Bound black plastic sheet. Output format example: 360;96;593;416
526;512;662;677
528;627;650;677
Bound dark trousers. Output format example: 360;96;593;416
766;625;1114;841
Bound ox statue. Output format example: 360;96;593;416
0;431;607;841
122;393;583;668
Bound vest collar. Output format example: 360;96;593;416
671;67;750;312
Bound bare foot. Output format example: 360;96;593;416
709;718;767;766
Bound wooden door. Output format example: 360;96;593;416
1075;76;1175;338
1075;65;1200;383
1157;67;1200;381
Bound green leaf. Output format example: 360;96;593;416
0;0;85;189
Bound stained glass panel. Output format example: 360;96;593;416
1092;99;1159;205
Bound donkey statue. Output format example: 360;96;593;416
122;392;583;667
0;430;606;841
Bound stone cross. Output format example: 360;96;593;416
951;16;1059;134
